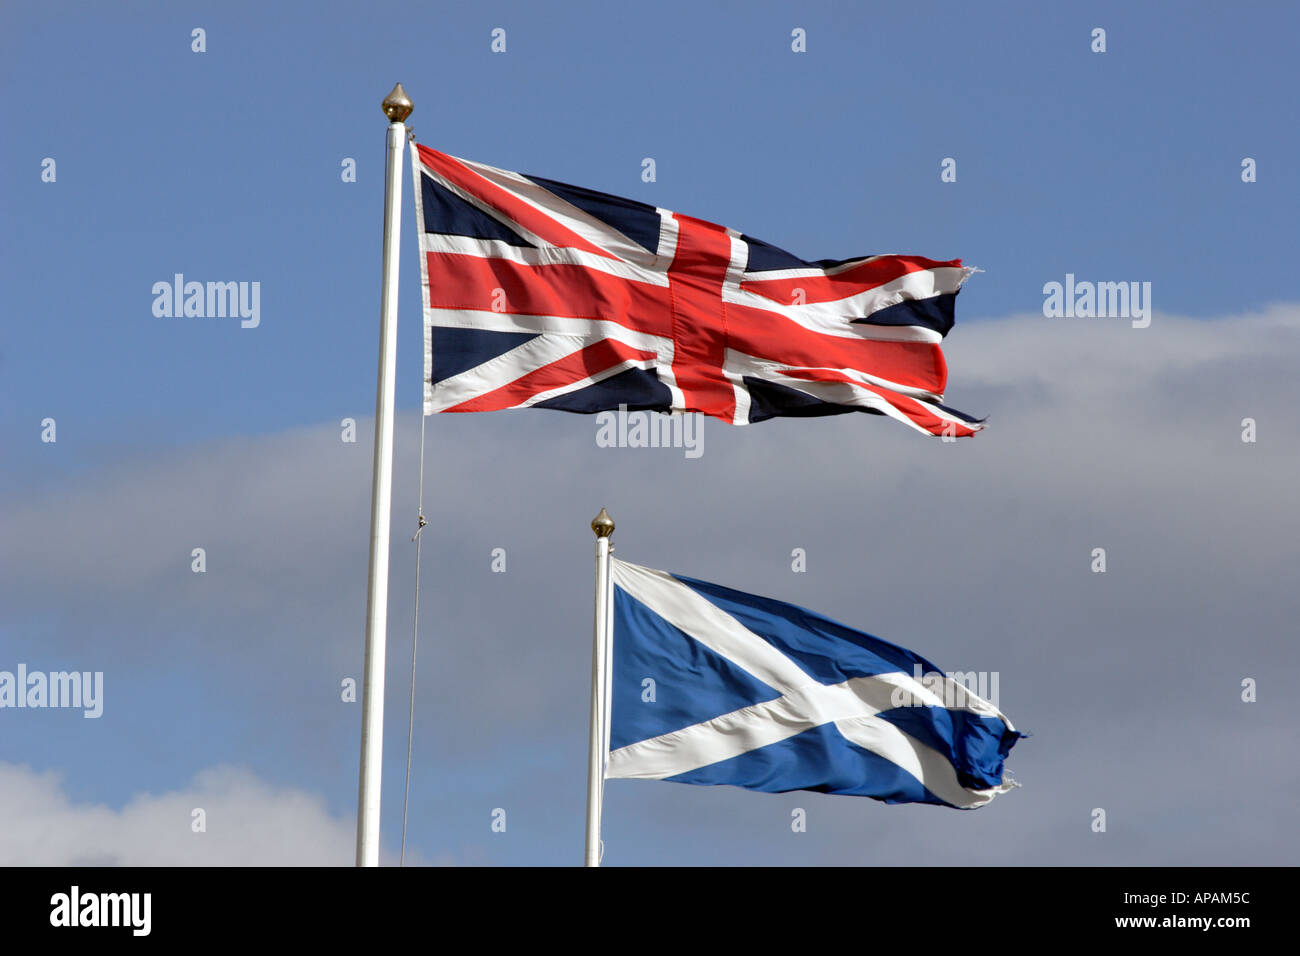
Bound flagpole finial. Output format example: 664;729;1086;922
382;83;413;123
591;508;615;538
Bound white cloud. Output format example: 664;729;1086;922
0;762;430;866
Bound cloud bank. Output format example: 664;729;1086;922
2;305;1298;864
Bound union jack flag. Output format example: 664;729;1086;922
412;143;984;436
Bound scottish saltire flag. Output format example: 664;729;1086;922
608;559;1023;807
412;143;985;436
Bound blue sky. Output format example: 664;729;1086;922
2;1;1298;865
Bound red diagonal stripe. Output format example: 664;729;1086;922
443;338;659;413
417;145;618;261
778;368;979;437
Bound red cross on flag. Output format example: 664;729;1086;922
412;143;984;436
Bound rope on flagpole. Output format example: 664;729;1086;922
400;385;429;866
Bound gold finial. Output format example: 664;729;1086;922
591;507;615;538
382;83;413;123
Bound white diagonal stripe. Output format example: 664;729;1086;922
419;232;669;287
831;715;1014;808
721;351;983;436
454;154;665;270
606;677;1010;808
514;355;660;409
724;266;967;344
870;671;1013;727
608;676;1013;806
611;559;816;695
424;310;675;412
429;331;585;411
607;675;897;777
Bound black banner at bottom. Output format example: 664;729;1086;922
0;865;1277;942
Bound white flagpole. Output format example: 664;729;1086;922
585;507;615;867
601;530;615;786
355;83;413;868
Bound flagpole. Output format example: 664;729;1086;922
355;82;413;868
585;507;615;867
